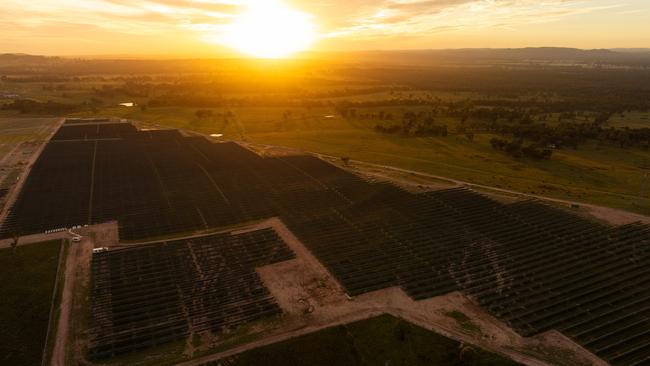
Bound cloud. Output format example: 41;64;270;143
314;0;624;39
1;0;239;35
0;0;643;54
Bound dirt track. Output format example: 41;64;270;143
50;235;93;366
50;240;75;366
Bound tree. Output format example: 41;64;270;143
341;156;350;166
195;109;213;119
505;140;523;158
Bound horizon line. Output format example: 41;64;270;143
2;46;650;60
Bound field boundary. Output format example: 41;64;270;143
41;239;67;366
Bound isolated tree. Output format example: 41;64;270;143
195;109;213;119
341;156;350;166
507;143;522;158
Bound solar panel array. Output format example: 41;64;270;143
2;121;648;365
89;228;294;360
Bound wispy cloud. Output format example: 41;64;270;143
1;0;240;37
617;8;646;15
0;0;646;54
315;0;624;39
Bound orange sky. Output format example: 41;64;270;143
1;0;648;57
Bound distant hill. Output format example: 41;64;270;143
0;54;65;75
0;53;59;65
321;47;650;66
611;48;650;53
1;48;649;75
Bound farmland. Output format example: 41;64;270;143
0;117;55;157
0;240;63;366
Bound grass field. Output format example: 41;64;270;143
0;240;63;366
207;314;520;366
0;117;57;159
73;106;650;215
606;111;650;129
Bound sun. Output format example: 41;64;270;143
220;1;316;58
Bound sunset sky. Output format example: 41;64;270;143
1;0;648;57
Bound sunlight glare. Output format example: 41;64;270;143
220;1;316;58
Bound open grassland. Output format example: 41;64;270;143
0;117;57;159
73;106;650;215
0;240;62;366
606;111;650;129
205;314;521;366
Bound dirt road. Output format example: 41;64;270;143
50;236;92;366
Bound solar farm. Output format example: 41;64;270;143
2;119;649;365
89;228;294;360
